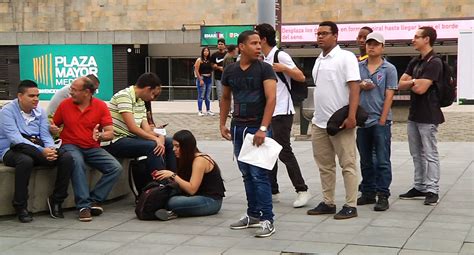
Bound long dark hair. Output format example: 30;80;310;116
200;47;210;61
173;130;200;181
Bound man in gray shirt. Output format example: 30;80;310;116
47;74;100;116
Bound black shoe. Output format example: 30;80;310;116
334;205;358;220
16;208;33;223
307;202;336;215
47;197;64;219
424;192;439;205
374;195;389;211
90;202;103;216
357;193;376;205
399;188;427;199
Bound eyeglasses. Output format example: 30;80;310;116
316;31;332;37
69;87;86;93
413;35;425;39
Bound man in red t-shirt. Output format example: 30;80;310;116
53;77;122;222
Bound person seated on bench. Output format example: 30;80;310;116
52;76;122;222
103;72;176;188
48;74;100;137
0;80;73;223
152;130;225;220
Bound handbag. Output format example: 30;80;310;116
135;179;179;220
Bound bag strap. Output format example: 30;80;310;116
273;50;292;113
128;159;140;201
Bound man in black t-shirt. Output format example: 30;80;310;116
398;26;444;206
220;31;277;238
211;38;227;102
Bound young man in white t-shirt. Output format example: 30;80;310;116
307;21;361;220
255;23;311;208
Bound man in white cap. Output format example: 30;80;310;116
356;32;398;211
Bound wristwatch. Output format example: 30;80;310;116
259;126;267;132
170;173;177;179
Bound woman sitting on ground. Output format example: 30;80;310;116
152;130;225;220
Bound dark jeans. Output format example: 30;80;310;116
269;114;308;193
3;143;73;209
356;123;393;196
104;136;176;173
232;125;274;223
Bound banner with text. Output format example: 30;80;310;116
19;44;113;100
201;25;254;46
282;19;474;43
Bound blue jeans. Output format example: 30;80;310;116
196;76;212;112
356;123;392;196
61;144;122;209
407;121;440;193
232;125;274;223
167;195;222;217
104;136;176;172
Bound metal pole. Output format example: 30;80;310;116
257;0;275;27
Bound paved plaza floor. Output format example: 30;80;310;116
0;140;473;255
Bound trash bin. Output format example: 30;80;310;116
300;87;315;135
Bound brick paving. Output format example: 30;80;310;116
154;111;474;142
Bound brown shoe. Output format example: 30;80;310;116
90;203;103;216
79;208;92;222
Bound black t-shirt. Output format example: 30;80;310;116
405;50;445;124
198;59;213;75
210;51;227;80
221;60;277;127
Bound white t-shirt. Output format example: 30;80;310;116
311;45;360;128
263;46;296;116
47;85;70;116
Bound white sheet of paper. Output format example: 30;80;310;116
237;134;282;170
153;128;167;136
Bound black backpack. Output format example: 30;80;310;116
135;180;178;220
423;55;457;107
273;50;308;103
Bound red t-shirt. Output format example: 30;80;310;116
53;97;113;148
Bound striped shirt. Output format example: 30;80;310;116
109;86;146;139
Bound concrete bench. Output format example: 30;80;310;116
0;158;131;216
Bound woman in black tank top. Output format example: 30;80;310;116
194;47;215;116
152;130;225;220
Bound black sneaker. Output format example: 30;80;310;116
334;205;357;220
47;196;64;218
307;202;336;215
399;188;427;199
357;193;376;205
90;202;103;216
374;195;389;211
424;192;439;205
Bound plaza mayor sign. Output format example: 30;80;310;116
19;44;113;100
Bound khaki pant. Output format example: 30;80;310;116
311;124;359;207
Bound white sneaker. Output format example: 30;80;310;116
272;194;280;203
293;191;311;208
206;111;215;116
198;111;205;116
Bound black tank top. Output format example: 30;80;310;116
194;155;225;200
199;59;213;75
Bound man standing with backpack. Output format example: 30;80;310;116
398;26;444;206
255;23;311;208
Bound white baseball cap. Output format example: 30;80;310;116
366;32;385;44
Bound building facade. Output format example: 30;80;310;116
0;0;472;101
